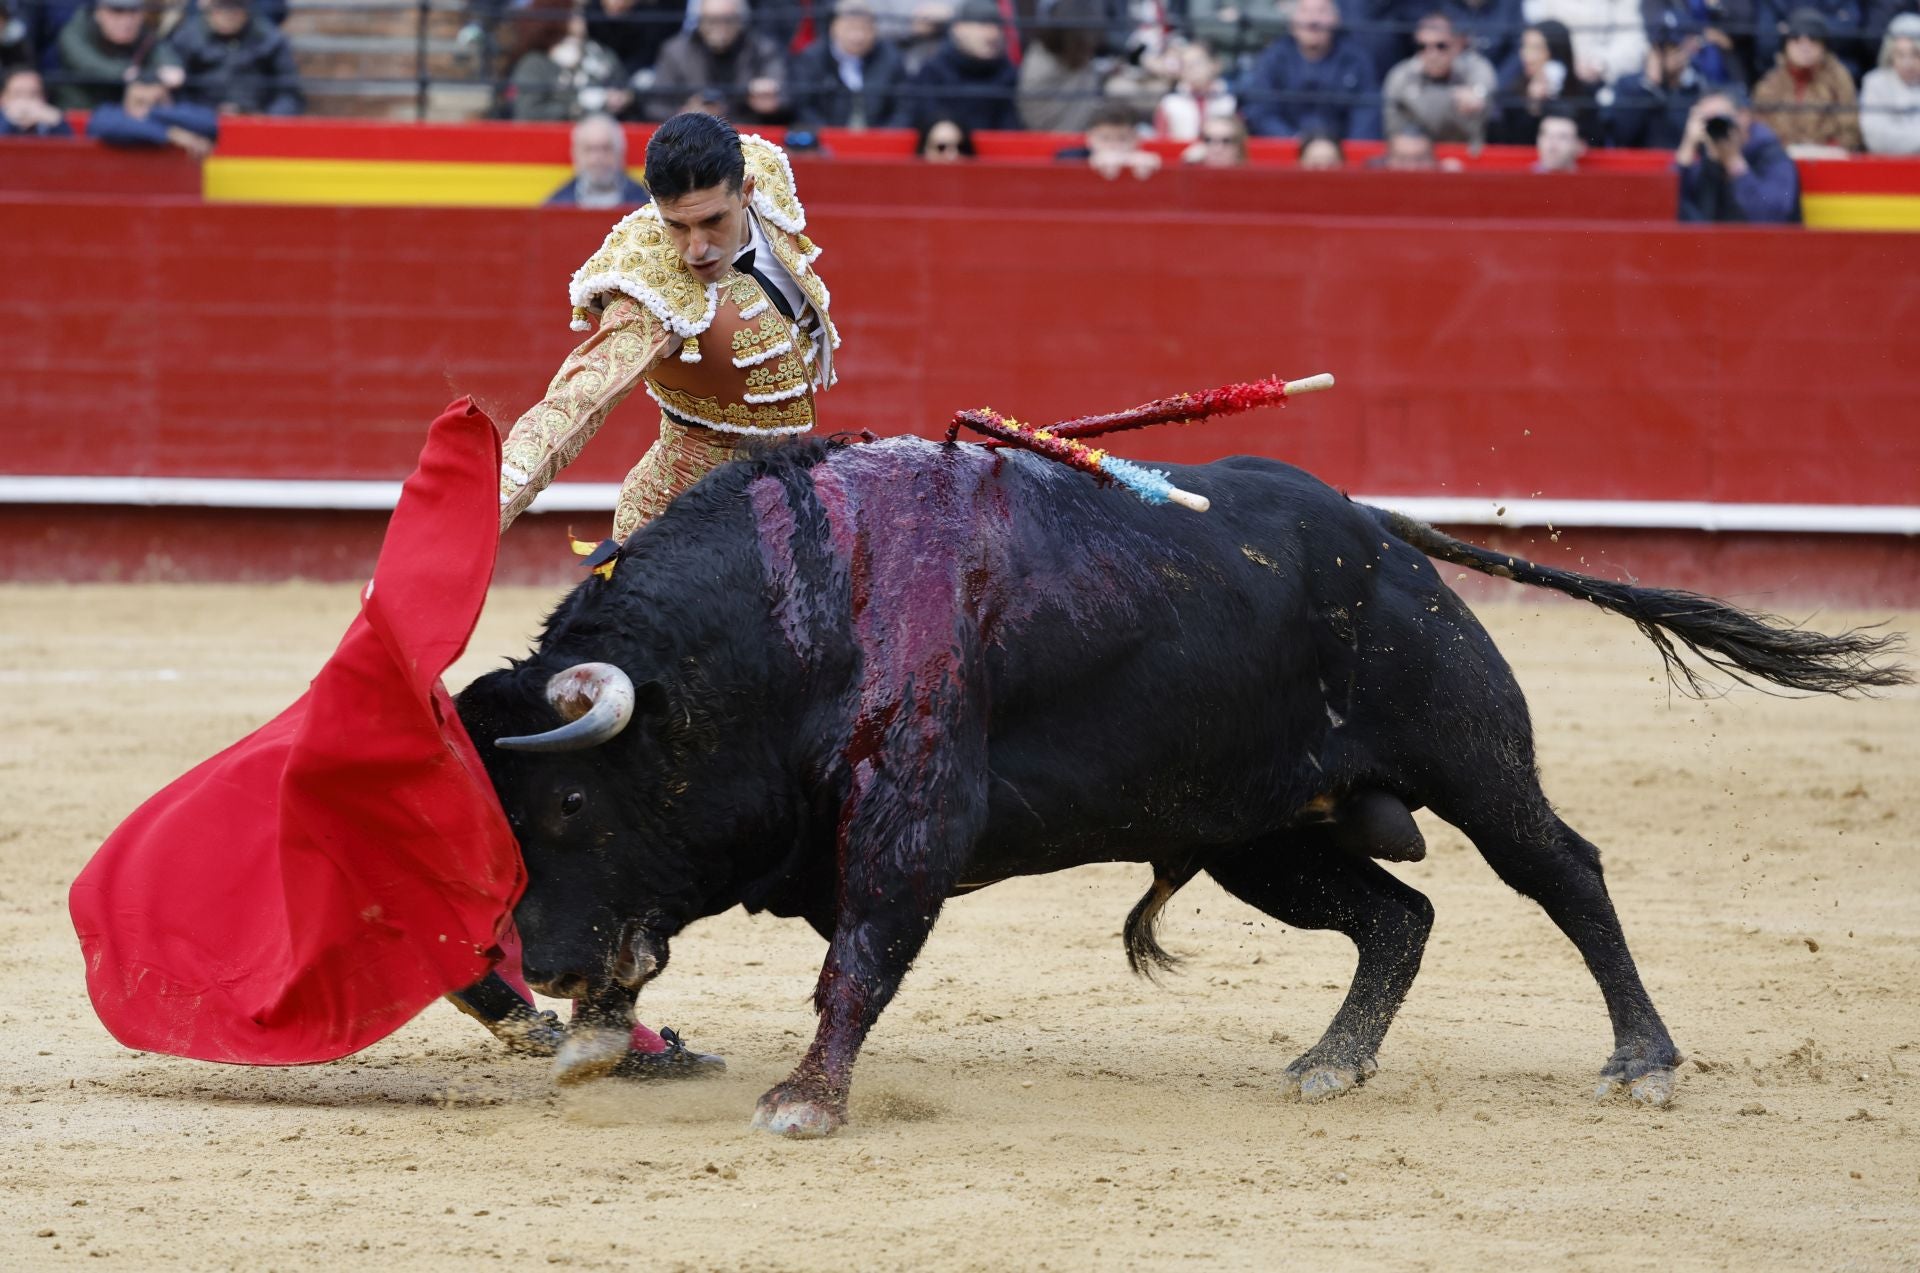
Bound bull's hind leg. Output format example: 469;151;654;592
1446;794;1681;1105
1207;839;1434;1103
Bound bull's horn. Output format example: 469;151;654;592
494;662;636;752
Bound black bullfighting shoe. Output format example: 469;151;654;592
610;1027;728;1081
1327;789;1428;863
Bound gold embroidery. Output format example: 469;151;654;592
742;135;805;232
646;380;815;434
569;209;714;334
613;420;775;540
744;351;807;391
499;296;669;531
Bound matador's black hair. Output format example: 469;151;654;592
643;113;746;203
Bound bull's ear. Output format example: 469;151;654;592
636;680;670;718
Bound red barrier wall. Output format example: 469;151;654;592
1;184;1916;596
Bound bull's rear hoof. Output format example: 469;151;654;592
552;1026;630;1086
1279;1056;1376;1103
1594;1068;1677;1107
752;1091;845;1138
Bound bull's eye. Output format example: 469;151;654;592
560;790;585;818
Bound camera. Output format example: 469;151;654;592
1704;115;1735;142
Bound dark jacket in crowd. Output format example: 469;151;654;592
583;0;681;76
1642;0;1755;86
906;38;1020;132
86;97;219;146
1440;0;1528;70
1606;62;1707;146
1239;33;1382;140
1866;0;1917;36
1677;117;1801;221
789;36;913;129
646;27;787;121
164;11;303;115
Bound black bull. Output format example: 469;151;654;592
455;436;1905;1136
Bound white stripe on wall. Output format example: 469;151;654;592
0;476;1915;536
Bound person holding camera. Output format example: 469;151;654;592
1675;86;1802;221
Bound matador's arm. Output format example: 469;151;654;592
498;295;673;531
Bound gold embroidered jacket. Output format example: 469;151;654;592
498;134;839;530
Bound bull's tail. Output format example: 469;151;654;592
1373;508;1909;697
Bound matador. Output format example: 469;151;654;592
496;112;839;541
451;113;841;1077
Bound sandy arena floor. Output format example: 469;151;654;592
1;583;1916;1271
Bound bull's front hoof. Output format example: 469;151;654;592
552;1026;631;1087
752;1088;846;1139
1279;1052;1377;1103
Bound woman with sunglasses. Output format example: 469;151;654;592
917;114;976;159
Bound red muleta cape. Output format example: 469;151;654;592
68;399;526;1065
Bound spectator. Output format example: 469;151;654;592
502;10;628;120
1018;0;1107;133
86;64;216;155
2;64;72;132
1642;0;1753;86
1240;0;1382;140
916;112;974;156
3;1;34;75
1184;110;1250;161
545;112;650;207
53;0;173;111
1525;0;1647;81
897;0;954;73
584;0;682;80
907;0;1019;131
1860;11;1920;151
1064;101;1163;176
1753;7;1863;147
790;0;912;128
1442;0;1528;67
1490;19;1600;143
1676;86;1801;220
1154;39;1237;139
1533;100;1585;161
646;0;785;121
1755;0;1863;77
1372;123;1444;162
1606;10;1708;146
1382;11;1496;144
1298;127;1347;161
163;0;301;116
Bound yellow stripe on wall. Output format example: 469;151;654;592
204;158;609;207
1803;193;1920;231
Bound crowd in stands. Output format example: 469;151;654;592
451;0;1920;162
7;0;1920;219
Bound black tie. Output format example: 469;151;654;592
733;248;797;322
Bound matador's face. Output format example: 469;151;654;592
656;174;758;285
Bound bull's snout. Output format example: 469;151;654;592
522;967;593;1000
